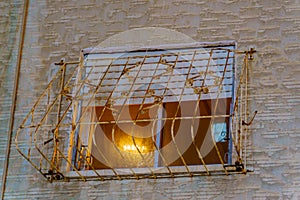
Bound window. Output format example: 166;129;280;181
15;41;256;181
74;42;234;173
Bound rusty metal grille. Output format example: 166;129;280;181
15;41;256;181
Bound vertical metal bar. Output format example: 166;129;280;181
208;50;231;175
248;51;255;171
235;102;239;155
72;62;98;170
154;105;162;168
190;49;212;175
239;63;243;161
67;52;84;171
231;54;247;161
239;53;248;162
72;83;85;170
228;50;235;165
45;86;51;170
244;53;249;170
168;53;193;176
51;62;66;172
28;113;34;159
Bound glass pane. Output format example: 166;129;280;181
213;122;227;142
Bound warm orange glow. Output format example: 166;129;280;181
123;144;147;152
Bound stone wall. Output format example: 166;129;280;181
1;0;300;199
0;0;23;184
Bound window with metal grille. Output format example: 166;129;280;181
15;41;256;181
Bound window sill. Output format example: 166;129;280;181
64;164;246;180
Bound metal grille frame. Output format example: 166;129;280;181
15;41;256;182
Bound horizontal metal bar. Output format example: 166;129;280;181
82;40;236;54
78;114;231;125
64;163;246;181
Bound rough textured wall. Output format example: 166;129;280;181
0;0;23;187
1;0;300;199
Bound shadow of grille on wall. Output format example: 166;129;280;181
15;41;256;182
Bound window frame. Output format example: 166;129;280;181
71;41;236;176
